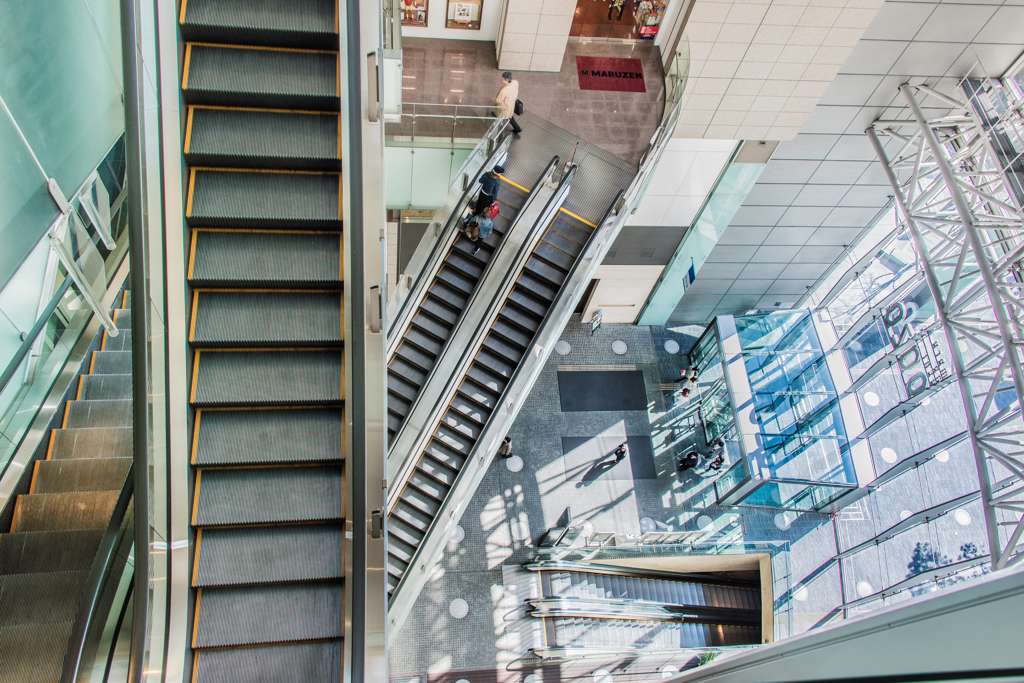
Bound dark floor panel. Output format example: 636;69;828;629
556;370;647;412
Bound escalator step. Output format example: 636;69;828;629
411;310;454;342
194;642;342;683
91;351;131;375
195;524;344;587
194;466;343;526
407;470;449;501
434;424;474;455
193;408;343;466
78;374;131;401
388;357;427;388
387;536;416;565
491;319;532;348
190;231;342;286
444;252;484;280
386;552;408;583
482;335;525;365
419;295;461;326
387;516;425;549
449;393;489;426
433;270;474;299
181;0;337;49
113;309;132;329
534;242;575;271
550;220;592;246
48;427;132;461
184;43;338;110
0;531;103;574
0;571;88;627
188;170;340;228
192;350;343;406
192;291;343;345
404;326;443;357
439;409;481;441
473;349;517;380
194;582;342;648
458;377;500;411
388;394;411;421
507;288;548;318
386;373;419;403
64;400;131;429
393;341;436;372
451;237;491;263
423;440;466;471
417;455;458;487
387;413;402;439
466;364;506;394
101;329;132;351
541;229;586;258
524;256;568;288
390;500;432;534
499;304;541;334
12;492;119;532
31;458;131;494
517;271;559;302
187;107;340;170
398;485;442;519
0;622;74;683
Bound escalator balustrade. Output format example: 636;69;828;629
387;177;531;444
387;208;597;598
180;0;345;679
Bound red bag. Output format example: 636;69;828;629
488;201;499;219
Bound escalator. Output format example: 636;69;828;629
387;172;538;444
530;565;762;653
386;185;608;600
179;0;345;679
0;292;132;683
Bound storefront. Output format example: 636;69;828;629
570;0;668;41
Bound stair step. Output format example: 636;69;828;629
0;530;103;574
193;466;343;526
187;169;340;229
192;291;343;345
194;408;343;466
49;427;132;460
181;0;338;49
189;231;342;287
195;524;344;587
193;642;342;683
194;582;342;648
12;491;119;532
0;622;74;683
64;399;131;429
191;349;343;407
32;458;131;494
187;107;340;170
90;351;131;375
114;309;132;329
101;329;132;351
78;374;131;401
183;43;338;110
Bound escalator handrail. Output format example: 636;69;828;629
386;122;511;346
527;596;763;625
386;154;562;459
0;277;73;410
386;160;574;505
523;559;760;589
60;462;135;683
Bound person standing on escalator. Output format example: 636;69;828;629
475;164;504;216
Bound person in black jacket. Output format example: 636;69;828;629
475;165;504;216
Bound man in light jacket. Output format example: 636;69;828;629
492;71;522;134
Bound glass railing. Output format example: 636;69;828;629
385;103;499;143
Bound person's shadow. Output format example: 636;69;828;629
576;450;627;488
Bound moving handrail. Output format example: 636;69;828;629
527;597;762;625
386;155;562;459
60;463;135;683
386;164;576;502
386;122;510;345
0;278;73;406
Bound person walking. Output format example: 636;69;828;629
475;165;503;216
608;0;625;20
498;437;513;459
492;71;522;135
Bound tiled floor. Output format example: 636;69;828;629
400;37;665;166
570;0;645;40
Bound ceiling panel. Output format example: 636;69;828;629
764;226;817;245
718;225;774;245
793;184;852;206
860;2;934;41
915;3;996;42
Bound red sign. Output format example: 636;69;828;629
575;56;646;93
639;25;659;37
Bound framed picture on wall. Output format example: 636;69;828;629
446;0;482;29
401;0;428;27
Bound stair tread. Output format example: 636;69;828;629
194;466;343;526
193;642;342;683
190;231;342;286
49;427;132;460
187;108;340;170
188;170;340;228
194;408;343;465
195;524;344;587
13;491;119;532
32;458;131;494
192;349;343;406
192;291;343;345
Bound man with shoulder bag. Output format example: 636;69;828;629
492;71;523;135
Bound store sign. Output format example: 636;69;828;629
591;309;603;336
575;56;646;93
639;25;659;37
882;301;949;399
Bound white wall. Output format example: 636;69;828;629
401;0;506;41
582;265;666;324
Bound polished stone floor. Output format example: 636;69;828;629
400;37;665;166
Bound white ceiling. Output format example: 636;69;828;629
671;0;1024;323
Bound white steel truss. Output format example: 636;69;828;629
867;82;1024;570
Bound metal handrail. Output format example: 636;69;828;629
527;597;762;625
0;277;73;397
60;463;134;683
385;119;510;343
386;155;561;459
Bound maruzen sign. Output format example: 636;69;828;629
880;301;949;399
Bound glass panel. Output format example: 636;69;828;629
741;480;850;511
